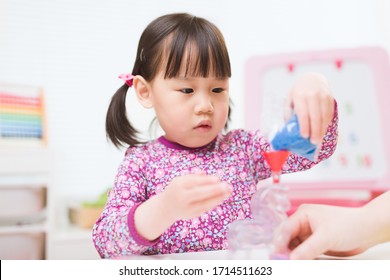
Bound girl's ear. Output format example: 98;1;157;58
133;75;153;108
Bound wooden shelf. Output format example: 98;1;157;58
0;147;51;175
0;148;51;259
0;221;48;234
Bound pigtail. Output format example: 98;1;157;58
105;84;140;148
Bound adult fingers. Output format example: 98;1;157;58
273;209;311;253
289;229;332;260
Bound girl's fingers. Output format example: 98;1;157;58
307;94;322;144
179;174;221;189
190;190;230;215
288;92;334;144
186;182;231;204
320;97;334;138
293;97;310;139
173;184;231;219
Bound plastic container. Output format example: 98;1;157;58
0;186;46;225
68;206;104;228
0;232;45;259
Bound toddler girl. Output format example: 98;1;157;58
92;13;338;258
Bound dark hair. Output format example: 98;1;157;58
106;13;232;148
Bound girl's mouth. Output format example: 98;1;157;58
194;120;212;132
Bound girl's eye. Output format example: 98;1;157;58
180;88;194;94
212;88;224;93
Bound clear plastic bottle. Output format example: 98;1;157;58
227;150;291;259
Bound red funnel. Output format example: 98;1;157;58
263;150;290;173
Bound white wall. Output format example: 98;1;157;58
0;0;388;198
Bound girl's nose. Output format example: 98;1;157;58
194;92;214;114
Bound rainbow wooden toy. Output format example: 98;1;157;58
0;83;47;147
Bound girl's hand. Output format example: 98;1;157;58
161;174;231;222
134;174;231;241
285;72;334;144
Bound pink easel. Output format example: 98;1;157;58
245;47;390;212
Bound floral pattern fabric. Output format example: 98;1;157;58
92;111;338;258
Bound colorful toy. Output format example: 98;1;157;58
0;83;46;147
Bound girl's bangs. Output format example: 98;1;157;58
163;26;231;79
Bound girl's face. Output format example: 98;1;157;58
149;72;230;148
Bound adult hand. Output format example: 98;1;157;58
274;204;370;260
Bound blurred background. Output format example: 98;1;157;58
1;0;390;259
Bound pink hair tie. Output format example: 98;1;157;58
118;73;134;87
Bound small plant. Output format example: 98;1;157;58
82;188;110;208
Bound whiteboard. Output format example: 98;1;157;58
245;47;390;190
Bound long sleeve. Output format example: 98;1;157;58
91;102;338;257
92;149;155;258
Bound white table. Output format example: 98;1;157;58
123;242;390;260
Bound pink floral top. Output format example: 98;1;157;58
92;113;338;258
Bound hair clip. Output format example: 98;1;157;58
118;73;134;87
